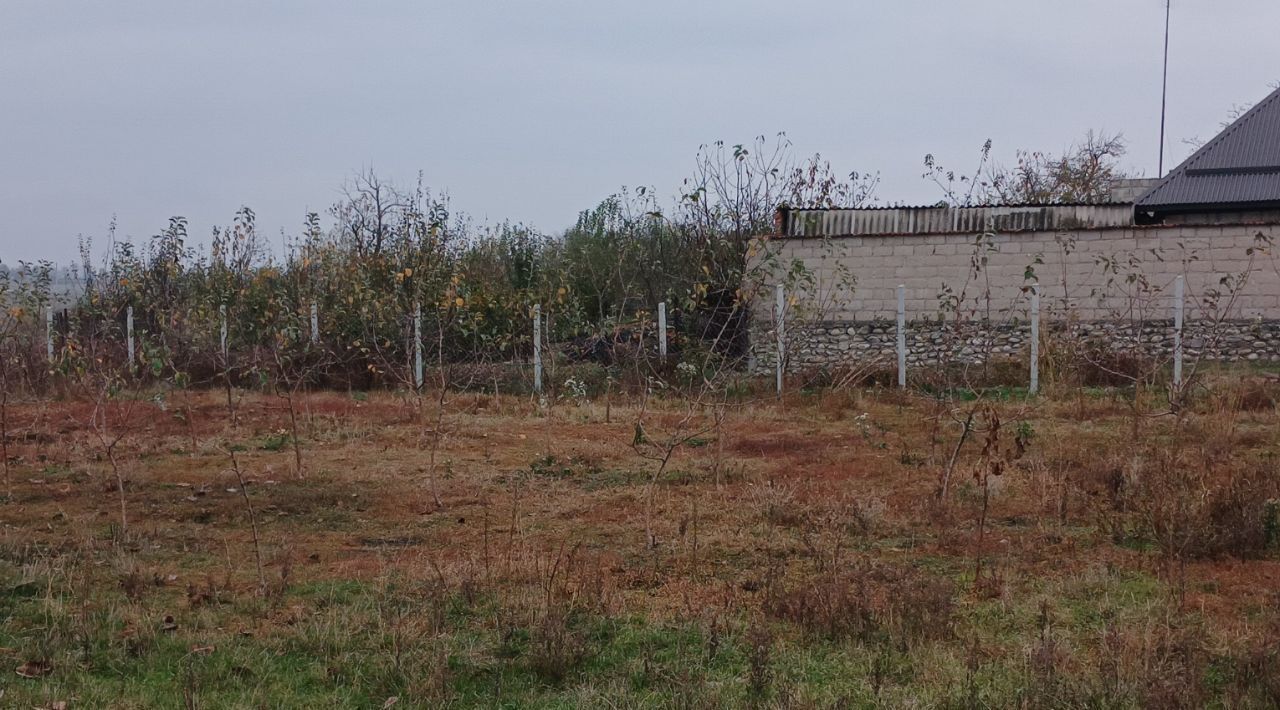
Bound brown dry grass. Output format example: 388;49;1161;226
2;376;1280;706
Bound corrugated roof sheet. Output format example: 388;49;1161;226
782;204;1134;238
1137;86;1280;212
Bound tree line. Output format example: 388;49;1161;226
0;133;1126;395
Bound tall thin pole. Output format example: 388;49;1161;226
896;285;907;389
1173;275;1184;389
46;306;54;362
1030;286;1041;395
219;304;228;360
309;302;319;345
1158;0;1171;176
532;304;542;394
657;301;668;364
413;301;423;390
775;284;785;396
126;305;135;368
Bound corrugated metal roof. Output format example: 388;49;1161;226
782;204;1134;238
1137;86;1280;212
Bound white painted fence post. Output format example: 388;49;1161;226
413;300;423;390
46;306;54;362
775;284;785;396
657;301;668;363
126;306;135;368
1173;275;1184;389
533;304;543;394
310;302;319;345
896;285;907;388
219;304;228;360
1030;286;1040;395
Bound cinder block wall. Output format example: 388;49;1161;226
749;219;1280;370
766;224;1280;321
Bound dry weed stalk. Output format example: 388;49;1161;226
226;448;266;595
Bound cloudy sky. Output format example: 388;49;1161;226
2;0;1278;264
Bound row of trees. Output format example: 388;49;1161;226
0;134;1127;397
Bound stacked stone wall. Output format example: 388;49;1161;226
755;319;1280;373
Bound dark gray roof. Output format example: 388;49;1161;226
1137;85;1280;216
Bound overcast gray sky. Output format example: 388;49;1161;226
3;0;1278;264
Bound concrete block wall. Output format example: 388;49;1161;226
748;220;1280;371
757;223;1280;323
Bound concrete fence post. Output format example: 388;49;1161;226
126;305;135;368
219;304;228;360
310;302;319;345
46;306;54;363
533;304;543;394
657;301;668;363
896;285;907;388
1173;275;1184;388
413;300;423;390
775;284;785;396
1030;286;1040;395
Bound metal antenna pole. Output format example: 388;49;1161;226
1158;0;1171;176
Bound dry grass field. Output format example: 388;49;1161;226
2;375;1280;708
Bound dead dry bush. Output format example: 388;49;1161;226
525;604;590;685
366;573;454;702
952;357;1030;390
1058;617;1214;710
1129;622;1213;710
1212;376;1280;414
795;497;888;574
796;360;892;393
491;544;620;684
762;559;954;647
811;386;865;420
1043;333;1157;389
857;364;902;389
749;479;806;529
1053;426;1279;561
1125;454;1279;562
1012;609;1225;709
1229;609;1280;707
1055;446;1136;535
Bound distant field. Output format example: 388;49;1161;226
2;378;1279;708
